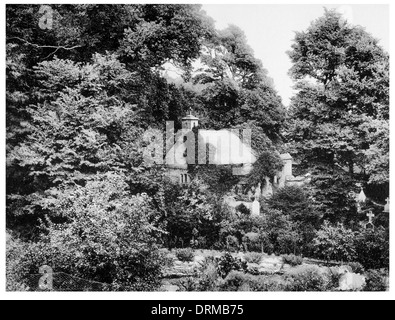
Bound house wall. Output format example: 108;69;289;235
278;158;293;188
167;168;189;185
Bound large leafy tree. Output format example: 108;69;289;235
267;186;323;256
193;25;285;143
6;4;215;143
286;9;389;222
6;4;215;236
7;54;144;237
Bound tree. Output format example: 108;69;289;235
164;179;221;248
119;4;214;71
267;186;322;256
313;222;357;263
261;208;302;255
192;25;285;143
246;151;283;188
7;54;144;235
354;227;389;270
6;4;215;136
8;173;166;291
286;9;389;223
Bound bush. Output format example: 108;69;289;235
346;262;365;274
178;277;198;291
285;265;331;291
268;186;321;224
195;256;220;291
261;208;302;255
354;227;389;270
175;248;195;262
220;271;254;291
313;222;357;262
242;232;261;252
225;235;240;252
250;277;288;292
220;271;288;292
217;253;247;279
246;152;283;187
364;270;389;292
9;175;167;292
247;265;260;276
282;254;303;267
258;231;274;255
244;252;263;264
164;179;221;250
6;233;30;291
236;203;251;216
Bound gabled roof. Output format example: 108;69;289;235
280;153;293;161
199;130;257;165
166;129;257;169
182;114;199;121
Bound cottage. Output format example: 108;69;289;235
165;112;308;215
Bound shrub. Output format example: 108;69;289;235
244;252;263;264
175;248;195;262
225;235;240;252
196;257;220;291
282;254;303;267
285;265;330;291
217;253;248;279
247;265;260;276
163;254;176;268
163;178;221;250
313;222;357;262
364;270;389;292
10;176;167;292
242;232;261;252
212;241;224;251
268;186;321;226
220;271;288;292
220;271;254;291
236;203;251;216
196;236;208;249
250;277;288;292
6;233;30;291
354;227;389;270
261;208;302;255
346;262;365;274
178;277;198;291
258;231;275;255
246;152;283;187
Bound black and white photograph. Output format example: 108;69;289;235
4;2;391;297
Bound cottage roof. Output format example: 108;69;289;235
280;153;293;161
166;129;257;169
182;114;199;121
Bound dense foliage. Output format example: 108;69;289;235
286;9;389;221
6;5;389;291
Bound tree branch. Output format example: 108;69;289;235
7;37;83;59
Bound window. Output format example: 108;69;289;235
180;174;189;185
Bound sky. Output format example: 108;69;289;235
201;4;390;107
